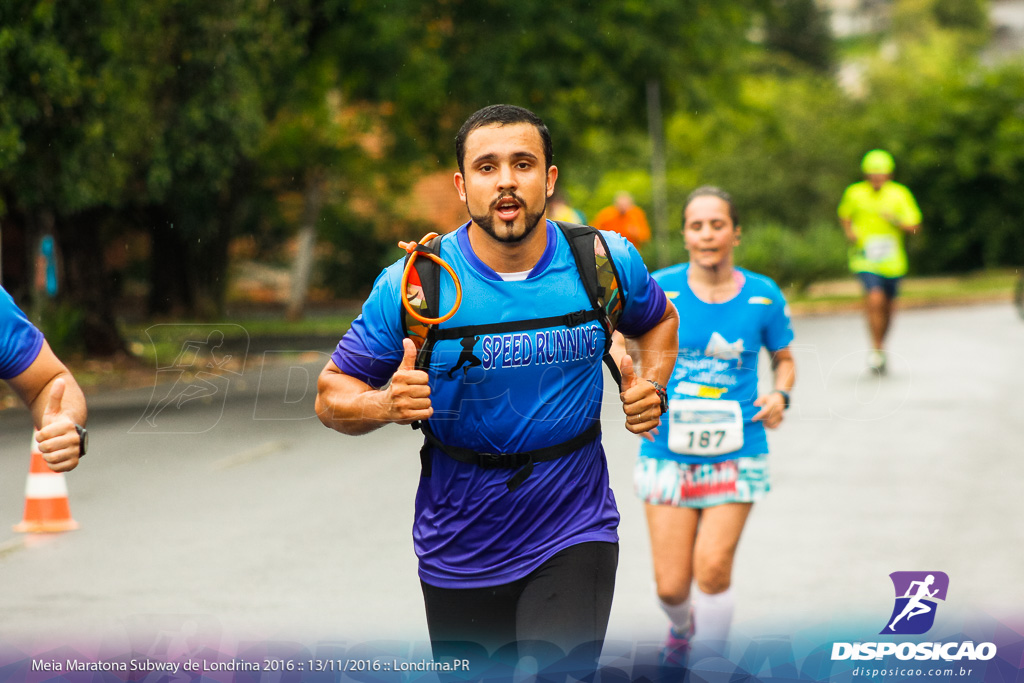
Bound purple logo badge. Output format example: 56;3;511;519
881;571;949;635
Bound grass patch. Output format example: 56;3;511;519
789;269;1019;313
120;313;357;366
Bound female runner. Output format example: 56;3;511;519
614;186;796;665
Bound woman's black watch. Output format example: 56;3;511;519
773;390;791;410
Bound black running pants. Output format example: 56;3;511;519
420;541;618;677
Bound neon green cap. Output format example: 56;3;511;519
862;149;895;174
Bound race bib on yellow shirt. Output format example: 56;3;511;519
864;235;898;264
667;398;744;456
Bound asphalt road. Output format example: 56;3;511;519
1;303;1022;658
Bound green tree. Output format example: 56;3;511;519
137;0;309;317
275;0;768;296
858;37;1024;272
1;0;823;353
763;0;836;73
892;0;990;41
326;0;762;164
258;54;404;319
1;0;310;351
0;0;160;352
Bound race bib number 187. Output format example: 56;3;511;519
667;398;744;457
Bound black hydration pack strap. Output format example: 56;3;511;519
554;221;625;390
415;420;602;492
401;235;444;371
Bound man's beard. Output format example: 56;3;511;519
469;192;547;244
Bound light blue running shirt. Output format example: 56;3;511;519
639;263;793;465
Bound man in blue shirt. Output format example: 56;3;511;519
1;286;88;471
316;104;678;674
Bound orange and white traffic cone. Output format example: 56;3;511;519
13;432;79;533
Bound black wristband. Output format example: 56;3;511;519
75;424;88;458
773;390;791;410
646;379;669;415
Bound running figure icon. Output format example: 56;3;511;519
131;324;249;434
888;574;938;631
143;331;233;427
446;336;482;378
881;571;949;635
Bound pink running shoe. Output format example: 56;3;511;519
661;622;694;667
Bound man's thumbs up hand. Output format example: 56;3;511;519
385;338;433;425
618;355;662;438
36;378;82;471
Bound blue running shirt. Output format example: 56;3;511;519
0;286;44;380
639;264;793;465
332;220;667;588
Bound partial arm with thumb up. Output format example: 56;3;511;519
382;338;434;425
316;337;433;435
7;341;87;472
611;300;679;438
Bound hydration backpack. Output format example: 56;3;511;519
400;220;628;490
401;220;626;388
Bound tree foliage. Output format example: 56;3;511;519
1;0;1021;355
857;29;1024;272
763;0;836;73
574;5;1024;280
323;0;761;163
1;0;309;347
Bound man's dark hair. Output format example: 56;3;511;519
455;104;553;175
683;185;740;227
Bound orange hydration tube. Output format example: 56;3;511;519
398;233;463;325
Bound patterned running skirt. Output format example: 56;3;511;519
634;453;770;508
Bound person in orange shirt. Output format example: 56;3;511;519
593;191;652;248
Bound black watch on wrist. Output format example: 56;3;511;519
773;390;791;410
75;424;88;458
646;379;669;415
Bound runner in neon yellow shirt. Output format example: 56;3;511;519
837;149;922;374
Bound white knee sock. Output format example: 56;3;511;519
692;586;734;644
658;596;692;634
